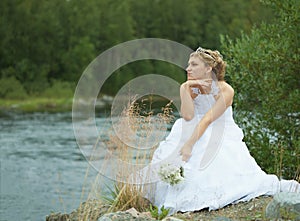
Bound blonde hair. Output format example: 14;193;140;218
190;48;226;81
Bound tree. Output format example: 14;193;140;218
221;0;299;178
0;0;275;97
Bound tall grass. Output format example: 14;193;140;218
73;96;176;218
272;138;300;183
100;97;175;212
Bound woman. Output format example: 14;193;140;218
148;47;299;214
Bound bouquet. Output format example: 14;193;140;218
158;163;184;186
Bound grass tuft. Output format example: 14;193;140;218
100;96;175;213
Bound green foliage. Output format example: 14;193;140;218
0;76;28;99
101;181;151;213
221;0;299;179
101;60;185;95
149;204;170;220
42;81;75;98
0;0;274;97
101;183;120;207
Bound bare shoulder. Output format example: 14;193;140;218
215;81;234;105
218;81;234;96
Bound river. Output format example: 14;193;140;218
0;111;113;221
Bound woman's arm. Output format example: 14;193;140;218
180;79;213;121
180;82;234;161
180;82;195;121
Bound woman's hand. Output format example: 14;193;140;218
179;142;193;162
186;79;212;94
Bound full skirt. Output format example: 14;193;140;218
147;115;299;214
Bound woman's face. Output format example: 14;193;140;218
186;56;210;80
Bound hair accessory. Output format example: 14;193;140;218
196;47;205;53
196;47;215;61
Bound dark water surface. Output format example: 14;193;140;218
0;112;111;221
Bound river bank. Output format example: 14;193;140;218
0;98;73;113
0;95;114;113
46;196;274;221
46;194;300;220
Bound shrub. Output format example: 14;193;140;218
221;0;299;179
0;76;28;99
42;80;75;98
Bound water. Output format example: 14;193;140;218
0;112;111;221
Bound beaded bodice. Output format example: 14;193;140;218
191;81;234;123
193;94;217;115
192;81;219;116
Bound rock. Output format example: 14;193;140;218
125;208;139;218
46;213;70;221
139;211;153;219
45;198;154;221
212;217;234;221
98;215;113;221
46;200;109;221
97;211;155;221
162;217;184;221
265;192;300;220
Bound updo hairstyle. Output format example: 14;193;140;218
190;47;226;81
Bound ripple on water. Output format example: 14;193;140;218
0;112;104;221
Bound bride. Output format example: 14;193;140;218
146;47;299;214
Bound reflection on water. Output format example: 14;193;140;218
0;112;110;221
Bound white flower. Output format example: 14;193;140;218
158;163;184;186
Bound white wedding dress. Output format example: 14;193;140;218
146;86;299;214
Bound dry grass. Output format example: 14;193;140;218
95;96;175;213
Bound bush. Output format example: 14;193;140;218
221;0;299;179
42;80;75;98
0;76;28;99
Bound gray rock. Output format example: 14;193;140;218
98;216;112;221
46;212;70;221
97;212;131;221
212;217;234;221
46;200;110;221
162;217;184;221
265;192;300;220
98;211;155;221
